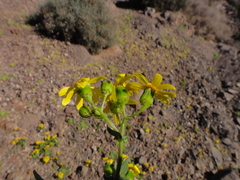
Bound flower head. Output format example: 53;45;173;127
58;76;106;110
56;171;64;179
128;164;141;175
127;73;176;105
42;156;50;163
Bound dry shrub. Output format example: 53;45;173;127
185;0;232;41
29;0;116;54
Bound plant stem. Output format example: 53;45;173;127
115;105;127;180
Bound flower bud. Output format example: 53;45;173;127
116;86;129;106
76;84;93;102
92;109;102;119
101;81;113;96
110;101;121;114
140;88;154;109
79;105;92;118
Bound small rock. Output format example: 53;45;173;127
222;138;232;146
227;89;238;94
224;92;234;101
236;82;240;88
81;166;89;177
139;155;147;164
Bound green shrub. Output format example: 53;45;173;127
30;0;116;54
129;0;188;11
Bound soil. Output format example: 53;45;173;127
0;0;240;180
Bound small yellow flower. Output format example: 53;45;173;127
11;140;16;145
51;135;57;139
128;164;141;175
149;166;154;172
38;124;44;128
22;137;27;140
44;135;51;140
42;156;50;163
56;151;61;155
35;141;44;145
162;143;168;148
44;132;50;135
13;127;19;131
103;157;114;164
29;155;33;158
56;171;64;179
32;149;40;154
142;171;147;175
143;162;150;168
215;139;220;144
85;159;91;164
59;162;64;166
144;128;151;133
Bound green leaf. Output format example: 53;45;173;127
125;170;135;180
107;127;122;140
120;158;130;177
33;170;44;180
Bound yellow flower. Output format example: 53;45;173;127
126;73;176;104
58;76;106;110
85;159;91;164
145;128;151;133
51;135;57;139
128;164;141;175
11;140;16;145
148;166;154;172
13;127;19;131
44;132;50;135
56;171;64;179
35;141;44;145
42;156;50;163
38;124;44;128
32;149;40;154
103;157;114;164
56;151;61;155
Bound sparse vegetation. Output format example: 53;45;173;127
29;0;116;54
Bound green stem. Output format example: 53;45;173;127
91;103;119;132
115;105;127;180
101;95;107;111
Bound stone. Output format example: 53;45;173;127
224;92;234;101
227;89;238;95
139;155;147;164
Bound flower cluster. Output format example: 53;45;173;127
59;73;176;119
11;137;27;148
30;132;58;159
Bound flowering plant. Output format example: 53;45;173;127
57;73;176;179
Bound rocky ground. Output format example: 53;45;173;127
0;0;240;180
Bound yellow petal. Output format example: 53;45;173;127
151;74;162;87
89;76;106;84
58;87;72;96
157;90;176;97
62;88;75;106
116;74;126;83
133;73;149;85
126;82;145;91
119;75;133;84
157;84;176;90
76;95;83;110
154;93;170;104
92;87;103;103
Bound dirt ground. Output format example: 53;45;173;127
0;0;240;180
